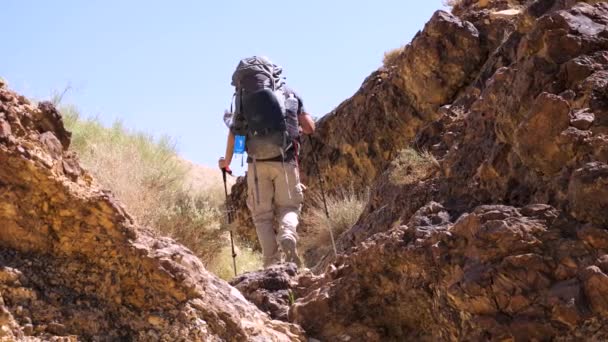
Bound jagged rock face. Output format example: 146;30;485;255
291;1;608;340
228;1;608;341
291;204;608;341
0;295;22;341
0;85;303;341
439;1;608;214
299;9;485;193
229;264;302;321
231;8;490;247
236;204;608;340
312;0;608;256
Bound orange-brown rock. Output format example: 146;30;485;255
0;85;303;341
299;8;485;193
282;204;607;341
229;263;301;322
231;1;608;341
231;7;491;248
5;0;608;340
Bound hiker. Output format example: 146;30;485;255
219;56;315;268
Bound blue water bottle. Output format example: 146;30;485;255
234;135;246;154
234;135;246;167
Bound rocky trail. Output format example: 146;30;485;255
2;0;608;341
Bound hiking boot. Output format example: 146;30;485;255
263;252;281;269
280;239;302;268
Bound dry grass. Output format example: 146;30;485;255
443;0;461;6
62;105;186;226
300;187;368;266
180;158;233;208
383;46;405;67
389;148;440;185
209;242;264;280
154;191;225;261
61;105;261;280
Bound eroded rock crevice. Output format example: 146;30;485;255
233;1;608;341
0;84;303;340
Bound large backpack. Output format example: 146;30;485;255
231;56;299;161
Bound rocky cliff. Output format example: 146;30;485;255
325;0;608;256
229;0;528;248
0;80;302;340
232;0;608;341
3;0;608;341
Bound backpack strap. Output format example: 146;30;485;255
253;157;261;206
239;88;242;112
230;93;236;114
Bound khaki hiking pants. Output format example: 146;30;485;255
246;161;304;268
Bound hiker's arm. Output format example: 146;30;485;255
299;112;315;135
219;131;235;169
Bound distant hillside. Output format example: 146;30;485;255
179;157;235;203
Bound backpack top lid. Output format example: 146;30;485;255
231;56;284;92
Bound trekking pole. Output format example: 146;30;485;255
220;159;238;277
308;136;338;258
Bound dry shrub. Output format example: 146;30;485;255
181;159;232;209
62;106;186;226
389;148;440;185
383;46;405;67
154;191;225;261
208;241;264;280
61;106;261;279
443;0;462;7
300;188;368;266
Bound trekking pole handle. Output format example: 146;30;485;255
219;158;232;178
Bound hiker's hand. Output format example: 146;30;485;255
218;157;229;170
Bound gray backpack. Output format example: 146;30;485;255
230;56;299;161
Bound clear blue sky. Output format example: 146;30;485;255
2;1;445;175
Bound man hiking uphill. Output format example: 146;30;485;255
219;56;315;269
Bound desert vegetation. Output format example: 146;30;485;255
300;187;368;266
60;103;261;279
443;0;462;7
383;46;404;67
389;147;439;185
